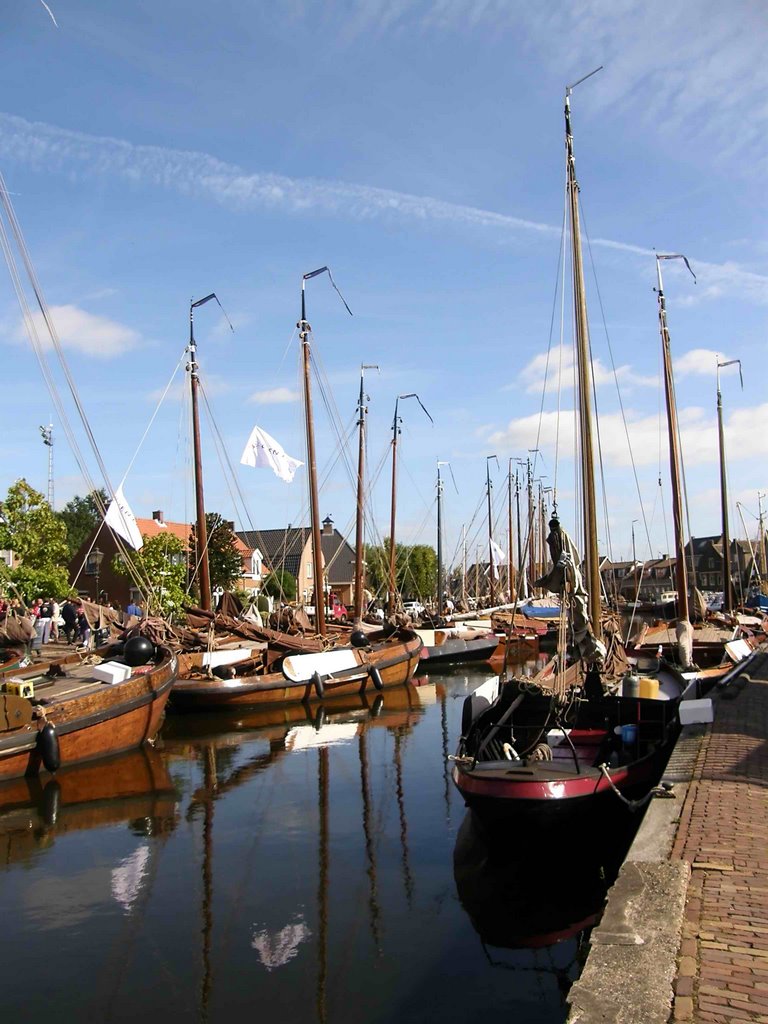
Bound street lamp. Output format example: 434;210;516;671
93;547;104;604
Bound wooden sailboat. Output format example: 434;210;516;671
0;640;177;782
170;273;421;711
452;72;707;825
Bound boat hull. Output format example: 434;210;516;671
170;632;422;711
416;635;499;669
0;648;177;782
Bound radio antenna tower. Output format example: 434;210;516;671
39;422;54;506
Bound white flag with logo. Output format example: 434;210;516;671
105;485;144;550
490;538;506;568
240;425;303;484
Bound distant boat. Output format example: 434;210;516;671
520;597;561;620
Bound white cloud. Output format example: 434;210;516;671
12;303;139;358
675;348;740;377
250;387;299;404
0;113;765;306
515;343;657;396
486;403;768;469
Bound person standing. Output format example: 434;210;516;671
50;597;60;642
75;602;90;648
61;598;77;644
39;598;53;645
125;598;143;621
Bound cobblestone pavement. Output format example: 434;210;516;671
670;651;768;1022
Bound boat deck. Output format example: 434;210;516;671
10;661;130;705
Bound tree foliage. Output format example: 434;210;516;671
0;479;70;601
363;539;437;602
112;532;187;621
262;570;296;602
57;489;109;558
189;513;243;594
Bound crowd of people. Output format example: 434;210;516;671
0;594;144;650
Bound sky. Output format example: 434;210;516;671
1;0;766;573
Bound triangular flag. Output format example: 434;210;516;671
240;425;303;484
105;485;144;550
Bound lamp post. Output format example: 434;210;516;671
93;547;104;604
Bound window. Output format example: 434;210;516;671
306;562;312;579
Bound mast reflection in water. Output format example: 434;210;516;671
0;663;640;1023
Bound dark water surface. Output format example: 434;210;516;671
0;666;639;1023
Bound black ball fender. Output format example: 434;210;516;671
37;722;61;774
312;671;325;699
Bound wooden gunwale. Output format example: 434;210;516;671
170;633;422;710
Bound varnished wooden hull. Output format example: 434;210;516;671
0;648;177;781
170;632;422;711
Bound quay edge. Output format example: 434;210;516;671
566;646;766;1024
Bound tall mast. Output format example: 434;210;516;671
387;393;432;615
353;364;378;625
655;255;696;627
759;492;767;584
716;357;742;613
299;268;353;636
565;70;603;637
474;546;480;602
526;457;535;595
486;455;498;607
507;460;514;603
461;525;467;606
189;293;222;612
515;468;523;593
436;462;444;614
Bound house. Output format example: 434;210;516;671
68;509;260;610
237;516;355;607
686;535;757;594
599;558;643;599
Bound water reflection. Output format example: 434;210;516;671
0;665;635;1024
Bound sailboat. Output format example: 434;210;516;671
169;273;421;711
452;72;709;825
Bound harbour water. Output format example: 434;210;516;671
0;663;641;1023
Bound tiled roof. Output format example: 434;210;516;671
135;518;190;543
236;526;354;583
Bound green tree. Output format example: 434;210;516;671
262;570;296;602
113;532;187;621
0;479;70;601
363;540;436;603
57;489;109;558
189;513;243;595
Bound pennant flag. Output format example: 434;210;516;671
240;425;303;483
105;485;144;550
490;538;506;568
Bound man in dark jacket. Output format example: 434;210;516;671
60;598;78;644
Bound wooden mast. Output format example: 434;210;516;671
655;255;695;630
716;357;742;613
461;524;467;607
515;468;523;597
436;462;445;614
387;393;432;615
189;293;222;612
507;460;514;603
565;70;603;638
486;455;497;607
299;280;327;636
526;457;535;596
299;267;353;636
353;365;378;625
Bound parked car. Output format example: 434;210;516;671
402;600;425;618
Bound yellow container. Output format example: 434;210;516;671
3;678;35;699
639;676;659;700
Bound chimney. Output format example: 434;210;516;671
322;515;334;536
152;510;164;524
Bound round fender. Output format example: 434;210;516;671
369;666;384;692
461;694;490;737
312;671;325;699
37;722;61;774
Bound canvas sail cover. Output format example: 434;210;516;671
533;517;606;665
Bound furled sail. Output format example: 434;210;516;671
533;516;606;665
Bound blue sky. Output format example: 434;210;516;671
1;0;766;570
